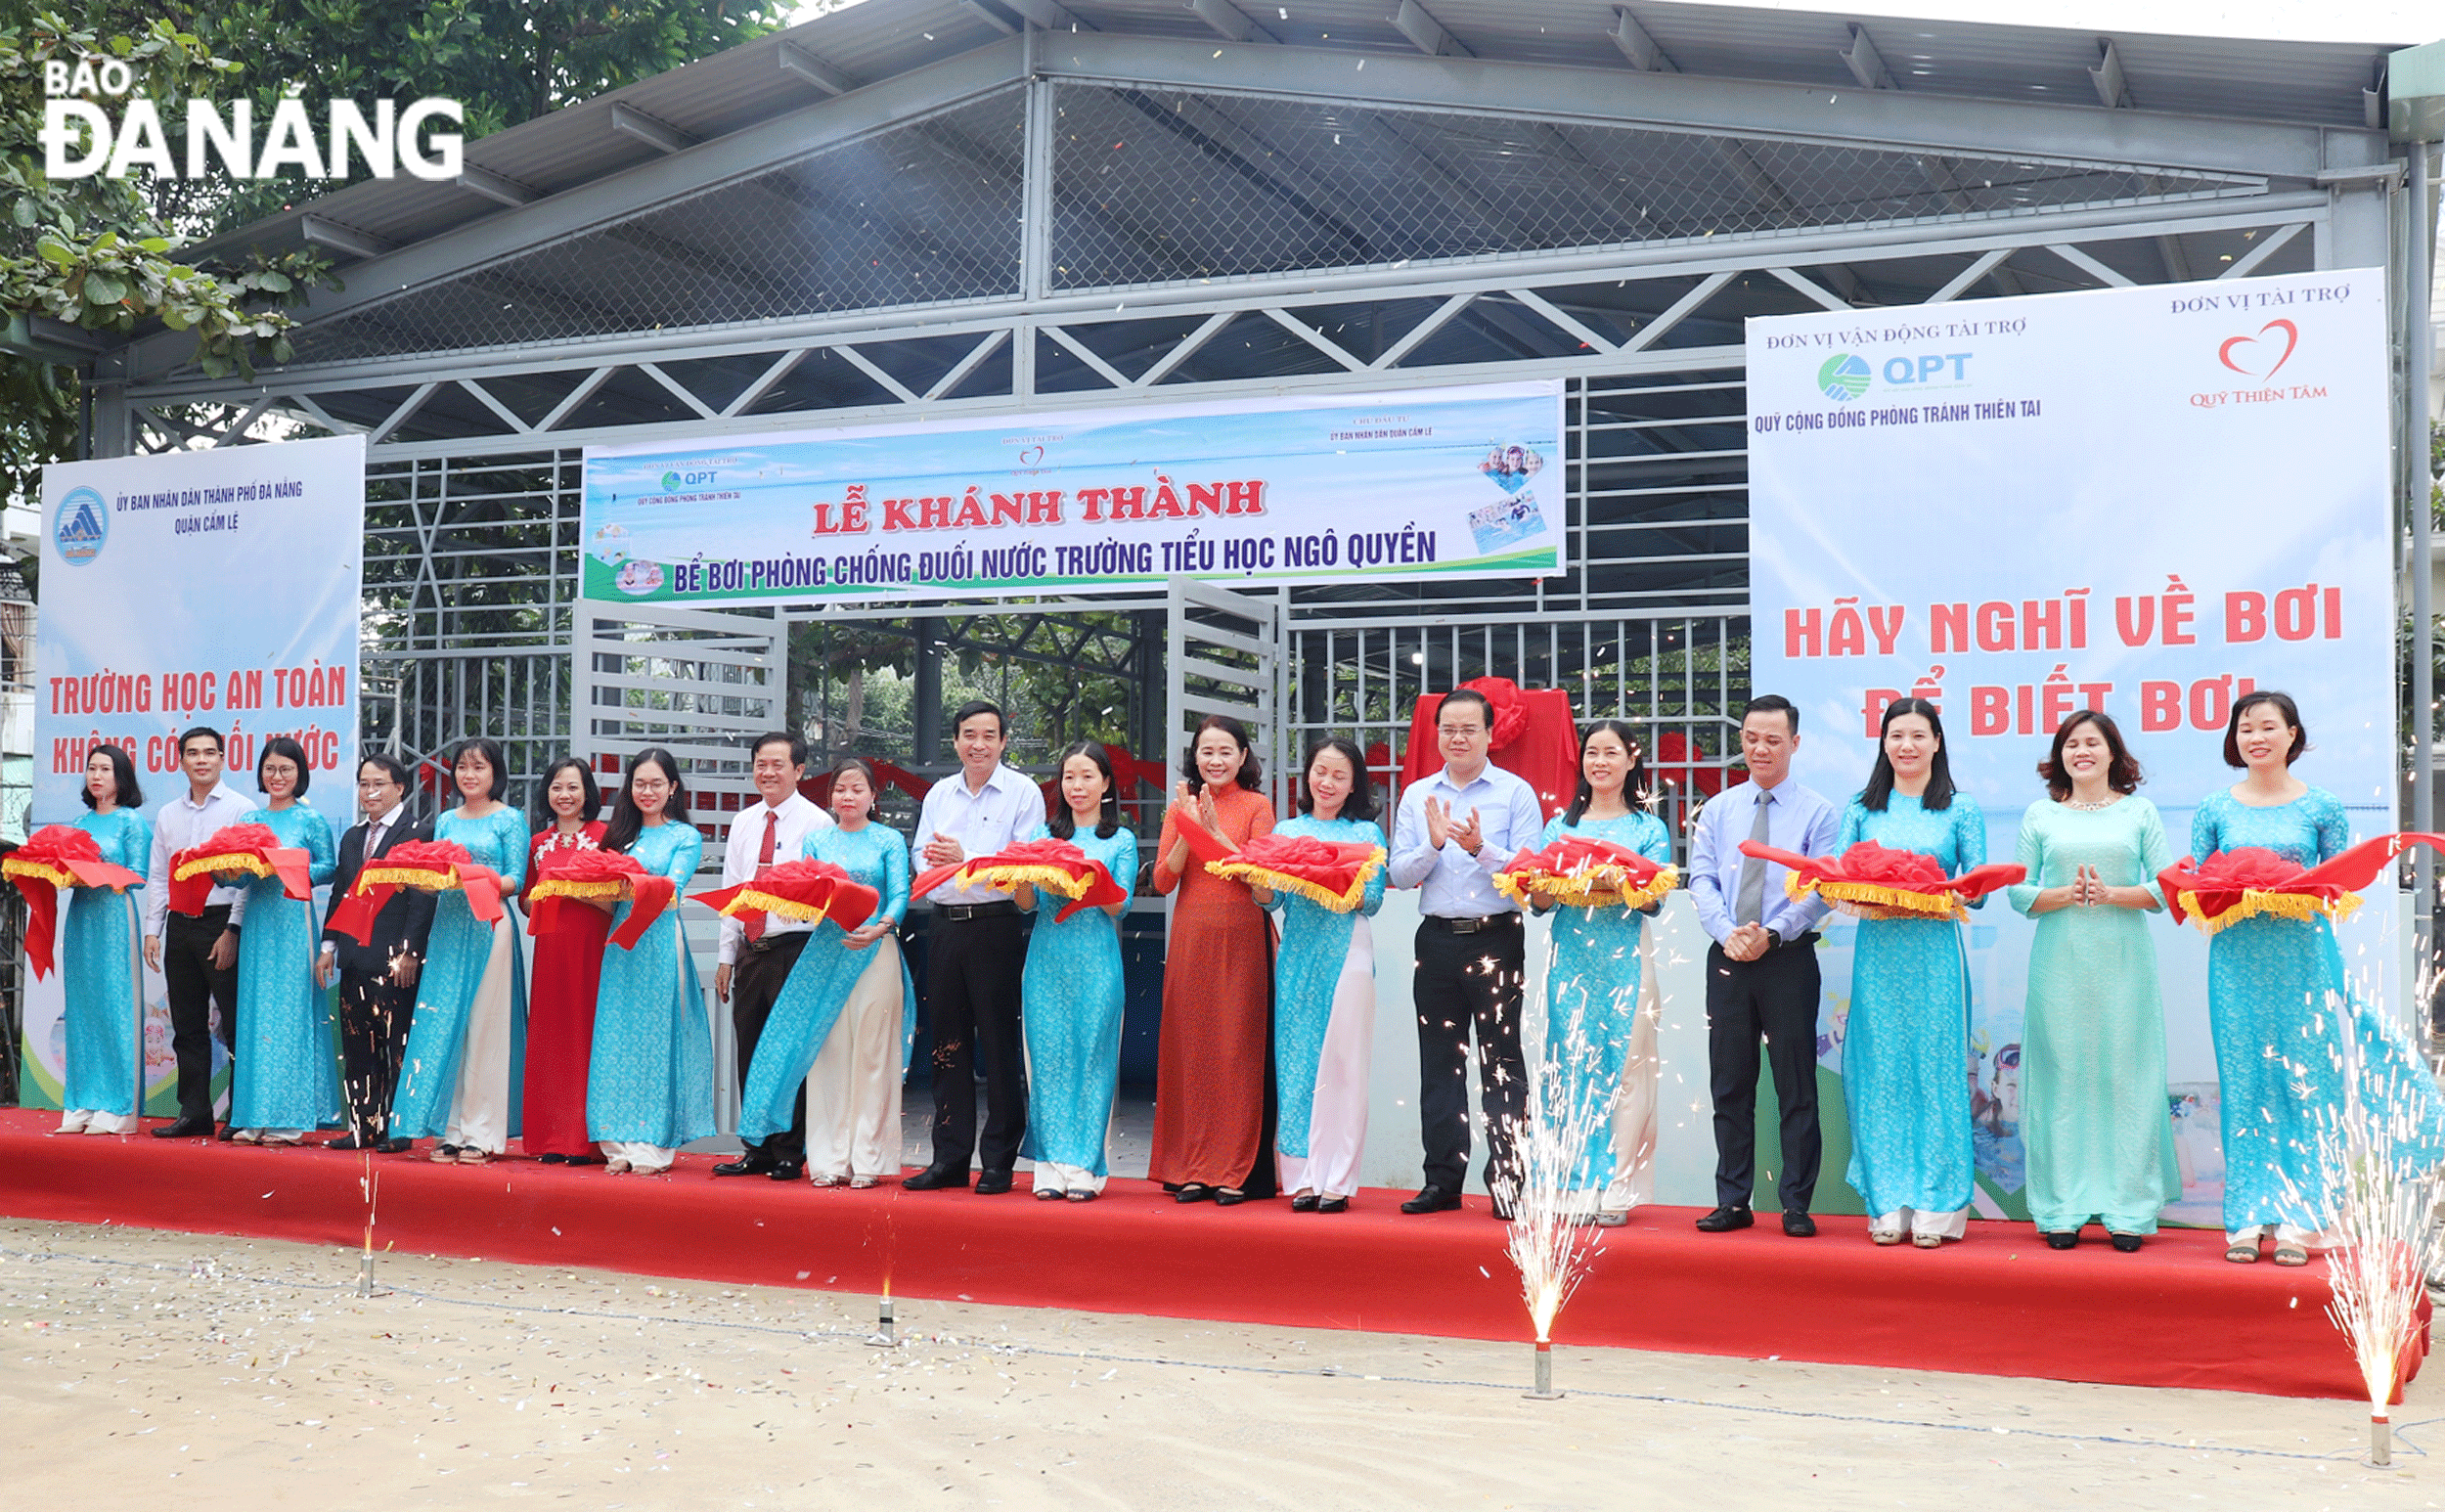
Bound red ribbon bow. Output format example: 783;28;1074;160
327;837;511;946
689;857;883;933
1739;838;2024;920
524;847;676;950
911;837;1128;922
3;824;144;980
2157;832;2445;932
1494;836;1676;909
167;822;314;918
1201;832;1386;913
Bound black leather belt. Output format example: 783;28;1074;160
935;900;1021;921
1427;912;1521;934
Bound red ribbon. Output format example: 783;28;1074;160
689;857;883;933
5;824;143;980
1738;838;2025;905
523;848;676;949
167;823;314;917
1498;835;1669;887
911;837;1128;922
1212;832;1381;896
2157;832;2445;927
327;838;507;946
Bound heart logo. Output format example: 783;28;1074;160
2217;319;2297;378
1018;446;1045;467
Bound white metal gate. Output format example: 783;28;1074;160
1164;578;1284;810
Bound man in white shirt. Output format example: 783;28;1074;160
710;731;832;1182
142;726;254;1138
905;700;1043;1195
1387;688;1545;1218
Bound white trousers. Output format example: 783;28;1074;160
1278;917;1375;1201
599;1139;675;1172
443;918;516;1155
1872;1206;1971;1240
804;939;906;1181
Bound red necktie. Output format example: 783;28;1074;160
743;809;778;942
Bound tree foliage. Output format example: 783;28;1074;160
1;0;782;515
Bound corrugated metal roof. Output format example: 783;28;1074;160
186;0;2401;273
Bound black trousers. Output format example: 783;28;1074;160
1705;939;1824;1213
1413;915;1528;1193
161;907;239;1123
335;965;414;1138
733;931;813;1163
924;910;1029;1175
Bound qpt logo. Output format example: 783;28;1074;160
54;485;108;565
660;468;717;491
1817;353;1871;402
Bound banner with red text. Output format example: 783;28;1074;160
1747;267;2392;1226
579;381;1565;604
22;434;364;1111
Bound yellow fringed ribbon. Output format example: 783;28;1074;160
526;877;628;903
1207;850;1387;913
358;863;462;890
719;886;842;923
2174;887;2359;936
2;858;78;889
1495;864;1678;912
1782;870;1966;921
172;851;277;883
961;862;1097;900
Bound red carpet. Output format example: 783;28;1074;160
0;1108;2395;1400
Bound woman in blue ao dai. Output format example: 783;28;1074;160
388;738;528;1165
56;744;151;1135
738;757;913;1186
1256;737;1386;1212
1531;721;1673;1223
587;748;710;1176
227;737;338;1143
1835;697;1984;1247
1013;743;1139;1199
2196;691;2445;1266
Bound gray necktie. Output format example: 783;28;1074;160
1734;787;1775;926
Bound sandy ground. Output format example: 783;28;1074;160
0;1217;2437;1511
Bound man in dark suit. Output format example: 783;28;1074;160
316;753;435;1151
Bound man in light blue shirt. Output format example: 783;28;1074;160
1686;693;1840;1237
1388;688;1545;1218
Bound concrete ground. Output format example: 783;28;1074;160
0;1217;2436;1510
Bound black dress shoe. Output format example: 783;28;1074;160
712;1152;777;1178
152;1116;212;1139
903;1164;970;1190
1316;1196;1350;1214
768;1163;805;1182
2110;1232;2143;1253
1400;1184;1460;1215
216;1123;240;1141
559;1152;600;1166
326;1134;368;1152
1783;1211;1817;1237
1489;1195;1515;1222
1175;1183;1215;1203
536;1152;567;1165
1695;1205;1755;1232
375;1137;413;1154
973;1170;1014;1195
1290;1194;1320;1213
2045;1230;2079;1250
1214;1186;1251;1207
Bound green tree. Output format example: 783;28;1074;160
2;0;783;515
